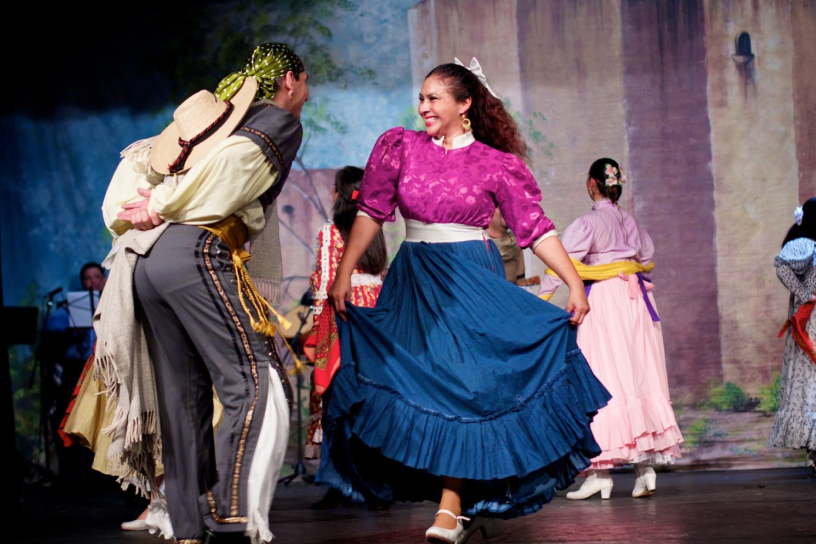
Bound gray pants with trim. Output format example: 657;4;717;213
134;224;290;541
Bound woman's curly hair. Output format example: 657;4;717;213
426;63;529;162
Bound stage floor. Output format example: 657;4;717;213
12;467;816;544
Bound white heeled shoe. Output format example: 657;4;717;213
120;518;149;531
457;517;495;543
426;509;470;544
566;471;613;500
632;464;656;498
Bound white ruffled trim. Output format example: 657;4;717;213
351;273;383;287
312;223;334;316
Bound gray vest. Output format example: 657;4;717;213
234;104;304;304
235;104;303;211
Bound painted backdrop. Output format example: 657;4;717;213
3;0;815;471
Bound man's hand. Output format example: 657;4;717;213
117;188;163;230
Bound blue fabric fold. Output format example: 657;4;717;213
317;239;610;518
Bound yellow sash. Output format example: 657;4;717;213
201;217;305;373
540;259;655;301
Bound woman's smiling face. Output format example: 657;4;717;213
418;75;471;140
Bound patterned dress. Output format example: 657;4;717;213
771;237;816;467
304;222;383;458
316;128;610;518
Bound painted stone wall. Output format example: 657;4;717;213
408;0;523;107
619;0;721;400
516;0;631;275
792;0;816;202
704;0;799;393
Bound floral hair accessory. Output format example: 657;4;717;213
795;206;804;226
604;164;625;187
351;190;359;200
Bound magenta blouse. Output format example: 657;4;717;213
538;199;655;296
356;127;555;249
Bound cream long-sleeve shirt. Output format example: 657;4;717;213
102;135;279;238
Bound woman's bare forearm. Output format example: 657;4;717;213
533;236;583;291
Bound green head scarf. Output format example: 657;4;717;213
216;43;305;101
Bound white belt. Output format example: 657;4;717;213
404;219;489;243
351;273;383;287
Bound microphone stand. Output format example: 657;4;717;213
279;306;313;486
31;290;61;479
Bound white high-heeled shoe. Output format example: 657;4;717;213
120;518;149;531
457;517;496;543
566;471;613;500
632;464;656;498
426;510;470;544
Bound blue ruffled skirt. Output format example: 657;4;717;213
317;239;610;518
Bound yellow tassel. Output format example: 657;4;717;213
229;253;305;374
201;218;304;375
278;333;307;376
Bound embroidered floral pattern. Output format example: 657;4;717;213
356;127;555;249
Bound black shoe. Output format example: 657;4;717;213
203;529;251;544
310;488;345;510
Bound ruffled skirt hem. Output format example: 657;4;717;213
317;239;610;519
319;348;609;518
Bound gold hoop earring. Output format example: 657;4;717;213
462;117;472;132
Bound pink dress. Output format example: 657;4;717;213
539;199;683;469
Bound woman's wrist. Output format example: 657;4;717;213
335;262;354;280
565;277;585;293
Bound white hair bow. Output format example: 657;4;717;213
795;206;804;226
454;57;500;99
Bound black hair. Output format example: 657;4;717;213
588;158;623;204
425;64;529;162
783;197;816;247
79;262;104;283
333;166;387;275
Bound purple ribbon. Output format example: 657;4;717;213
584;272;660;322
636;273;661;322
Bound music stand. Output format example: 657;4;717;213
64;290;101;329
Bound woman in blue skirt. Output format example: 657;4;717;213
319;59;610;544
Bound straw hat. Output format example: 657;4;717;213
150;76;258;175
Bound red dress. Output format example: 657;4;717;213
304;223;383;457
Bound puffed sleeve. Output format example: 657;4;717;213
538;216;593;298
775;238;816;302
356;127;405;223
637;224;655;268
494;154;555;249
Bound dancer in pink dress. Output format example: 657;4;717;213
539;158;683;499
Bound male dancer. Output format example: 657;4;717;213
98;44;308;544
